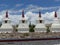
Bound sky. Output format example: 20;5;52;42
0;0;60;24
0;0;60;13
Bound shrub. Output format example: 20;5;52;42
46;26;50;33
29;24;35;32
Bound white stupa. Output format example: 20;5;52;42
18;10;29;33
0;11;13;33
50;11;60;32
34;11;46;32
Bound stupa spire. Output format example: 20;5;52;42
6;11;8;18
54;11;57;18
39;11;41;18
22;10;24;18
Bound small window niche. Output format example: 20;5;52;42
39;20;42;23
22;20;25;23
5;20;8;23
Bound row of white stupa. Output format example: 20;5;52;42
0;10;60;33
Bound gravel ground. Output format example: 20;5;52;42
0;32;60;39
